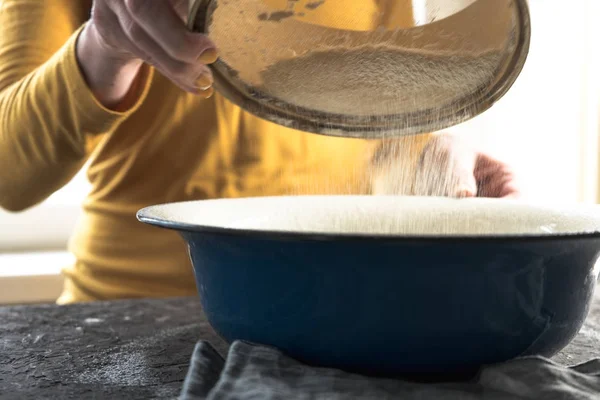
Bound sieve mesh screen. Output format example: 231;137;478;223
189;0;529;137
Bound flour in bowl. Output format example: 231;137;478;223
222;196;600;236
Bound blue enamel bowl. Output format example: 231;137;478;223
137;195;600;376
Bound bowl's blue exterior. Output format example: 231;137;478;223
180;230;600;375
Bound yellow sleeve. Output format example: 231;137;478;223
0;0;152;212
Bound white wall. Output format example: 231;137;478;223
447;0;600;204
413;0;478;25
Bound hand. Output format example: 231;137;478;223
77;0;217;108
415;134;520;199
371;134;521;199
472;151;521;198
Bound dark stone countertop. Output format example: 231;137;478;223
1;290;599;400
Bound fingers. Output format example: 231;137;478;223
93;0;217;95
171;0;191;23
123;0;215;64
474;153;521;198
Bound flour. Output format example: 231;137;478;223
259;46;501;117
220;196;600;236
370;132;480;199
257;43;502;202
201;0;522;206
152;194;600;237
84;318;104;325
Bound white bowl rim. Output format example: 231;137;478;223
136;195;600;241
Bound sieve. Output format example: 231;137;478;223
187;0;531;138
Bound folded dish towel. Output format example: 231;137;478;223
180;340;600;400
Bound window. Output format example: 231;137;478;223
0;169;90;252
0;168;89;303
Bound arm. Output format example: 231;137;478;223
0;0;151;211
0;0;218;212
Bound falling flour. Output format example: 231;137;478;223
203;0;519;223
257;46;501;206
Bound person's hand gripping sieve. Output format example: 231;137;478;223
76;0;217;109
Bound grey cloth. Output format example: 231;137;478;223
180;341;600;400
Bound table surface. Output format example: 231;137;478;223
1;290;599;400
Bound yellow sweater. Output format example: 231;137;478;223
0;0;430;304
